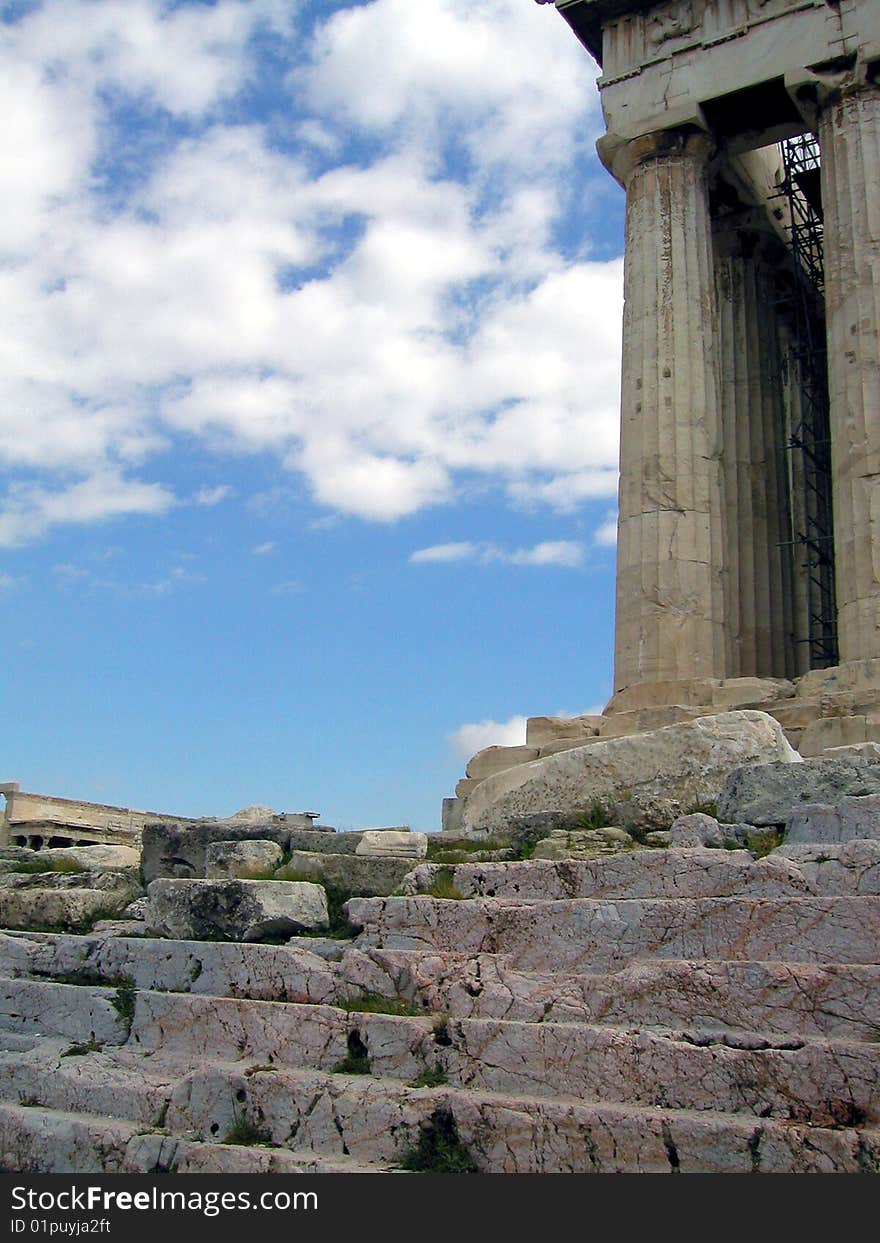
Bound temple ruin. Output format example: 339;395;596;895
557;0;878;699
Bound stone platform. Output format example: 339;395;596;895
2;837;880;1173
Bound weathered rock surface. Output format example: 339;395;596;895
464;711;799;834
277;851;415;897
147;878;328;941
531;828;634;860
718;755;880;826
204;839;283;879
38;846;141;870
3;827;880;1173
785;794;880;844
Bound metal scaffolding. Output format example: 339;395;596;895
778;133;839;669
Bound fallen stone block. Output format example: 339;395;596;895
531;828;633;860
204;839;283;879
355;831;427;860
0;887;133;932
276;850;415;896
464;711;799;834
719;755;880;827
669;814;725;848
38;846;141;871
526;715;603;748
786;794;880;845
146;878;328;941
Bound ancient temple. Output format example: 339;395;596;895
551;0;878;703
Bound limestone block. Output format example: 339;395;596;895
670;814;725;848
597;705;706;738
799;715;880;758
204;840;283;879
355;831;426;860
822;743;880;761
645;831;671;847
537;739;605;757
465;746;539;780
719;756;880;827
796;659;880;700
786;795;880;845
464;711;799;835
441;798;464;834
0;887;133;932
710;678;796;709
525;716;603;748
455;779;482;799
531;828;633;861
277;851;415;897
146;878;328;941
38;846;141;871
141;822;290;884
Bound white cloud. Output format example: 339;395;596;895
448;714;528;761
0;572;22;592
0;0;623;544
194;485;234;507
270;579;304;596
411;539;583;567
0;472;176;548
252;541;275;556
593;515;618;547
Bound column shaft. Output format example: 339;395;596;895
611;129;726;692
819;81;880;662
714;221;798;679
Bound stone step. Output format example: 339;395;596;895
7;979;873;1126
406;843;880;901
0;977;130;1045
347;894;880;969
0;931;341;1005
5;932;880;1041
374;952;880;1040
3;1068;877;1173
0;1104;395;1174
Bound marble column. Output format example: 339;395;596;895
713;216;798;680
602;128;727;693
818;75;880;663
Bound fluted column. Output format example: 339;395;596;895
818;74;880;662
713;217;798;679
602;128;727;693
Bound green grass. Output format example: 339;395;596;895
746;829;784;859
222;1105;272;1147
10;857;87;875
111;981;137;1033
400;1109;478;1173
426;836;509;860
409;1066;448;1089
61;1039;103;1058
333;1029;372;1075
572;802;615;831
423;867;464;900
337;992;424;1017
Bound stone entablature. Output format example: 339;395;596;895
0;785;194;850
560;1;880;151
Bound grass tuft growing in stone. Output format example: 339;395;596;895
400;1109;478;1173
424;867;464;900
333;1031;372;1075
11;857;87;875
222;1105;272;1147
61;1039;103;1058
111;980;137;1034
409;1066;448;1089
337;993;424;1017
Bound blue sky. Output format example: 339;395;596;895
0;0;624;831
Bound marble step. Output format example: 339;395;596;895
407;842;880;900
0;1103;396;1174
2;1073;877;1174
346;894;880;969
6;980;876;1124
5;932;880;1041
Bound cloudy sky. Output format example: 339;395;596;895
1;0;624;830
